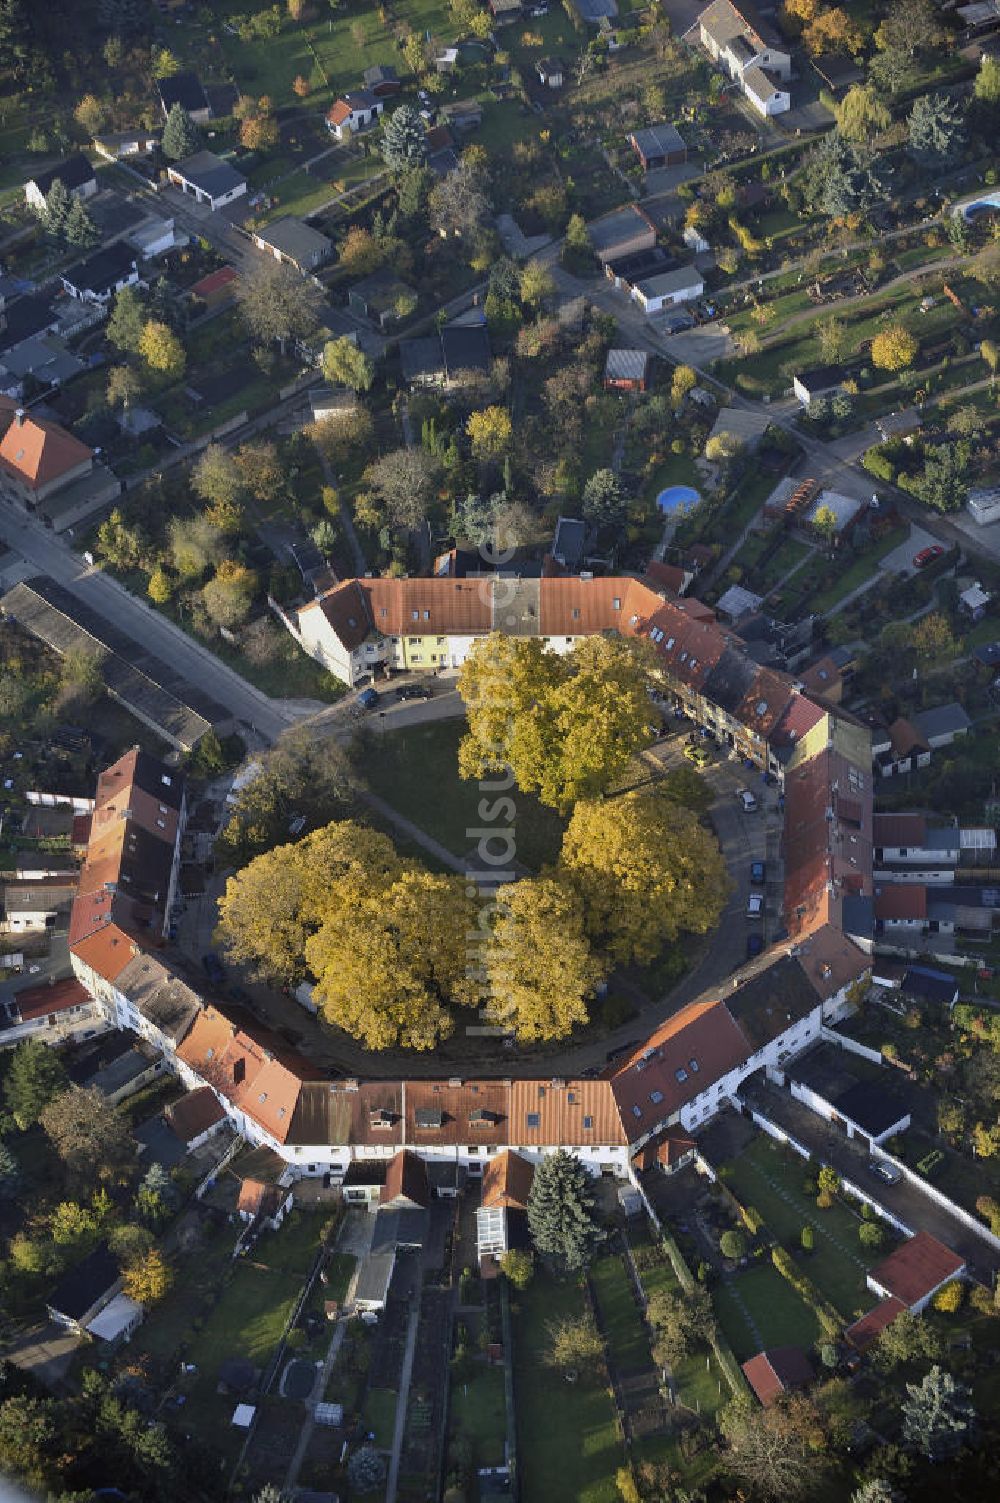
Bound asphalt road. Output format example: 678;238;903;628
0;505;301;743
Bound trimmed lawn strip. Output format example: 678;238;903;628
325;1252;357;1304
449;1359;507;1469
364;1387;398;1448
514;1274;623;1503
185;1262;301;1377
712;1264;822;1363
591;1254;652;1375
362;717;566;869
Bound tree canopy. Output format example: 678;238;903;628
526;1148;601;1271
4;1039;68;1129
239;259;324;348
161;102;201;160
458;633;654;811
39;1085;135;1183
483;876;605;1041
902;1365;976;1459
560;786;729;964
381;104;428;171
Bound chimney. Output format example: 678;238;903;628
14;408;25;426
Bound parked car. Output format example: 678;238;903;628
913;545;945;569
746;893;764;919
397;684;433;701
739;790;758;813
684;742;711;767
746;933;764;958
606;1038;640;1063
201;952;226;984
663;311;695;334
750;861;766;885
870;1160;902;1185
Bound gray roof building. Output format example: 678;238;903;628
252;216;332;271
604;348;649;386
170;151;246;204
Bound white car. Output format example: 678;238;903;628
739;790;758;813
746;894;764;919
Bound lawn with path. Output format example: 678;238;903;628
712;1263;822;1363
513;1273;623;1503
362;717;567;870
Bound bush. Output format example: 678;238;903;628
720;1229;746;1260
601;993;637;1029
801;1225;814;1253
933;1280;963;1314
859;1222;884;1251
816;1190;833;1210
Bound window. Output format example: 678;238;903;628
665;636;675;650
412;610;419;621
526;1112;540;1129
380;607;387;618
675;1067;688;1083
572;608;580;620
158;804;168;815
650;1090;663;1105
423;610;430;620
408;637;419;645
632;1105;642;1119
613;596;621;609
689;1059;699;1072
583;1115;593;1129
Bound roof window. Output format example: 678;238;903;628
613;597;621;610
583;1115;593;1129
632;1105;642;1118
689;1058;700;1072
526;1111;540;1129
675;1068;688;1083
649;1089;663;1105
665;636;675;650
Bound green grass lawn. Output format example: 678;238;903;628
449;1359;507;1470
255;1210;324;1277
363;1387;398;1447
185;1263;301;1375
119;1222;235;1368
643;453;703;502
361;717;567;869
325;1252;357;1304
712;1263;822;1363
514;1274;623;1503
722;1137;879;1319
811;526;909;615
590;1254;652;1376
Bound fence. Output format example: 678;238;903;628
25;791;95;811
870;1143;1000;1254
820;1026;884;1065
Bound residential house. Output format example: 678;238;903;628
93;130;159;161
872;718;931;778
709;406;773;452
0;977;102;1047
876;408;922;442
326;91;384;140
157;71;212;124
604;348;650;392
537;57;564;87
400;336;447;386
441;99;483;132
251;216;332;272
0;404;94;508
47;1242;123;1335
60;243;140;306
166;1085;227;1149
792;365;848;409
914;702;972;749
347;267;415;329
629;123;688;171
0;335;86;401
398;323;491;386
166;152;247;212
696;0;792;117
476;1148;534;1266
588;204;657;266
309;387;359;423
363;63;401;96
742;1348;814;1408
24;155;97;213
632;264;703;314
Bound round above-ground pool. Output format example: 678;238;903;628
656;483;701;513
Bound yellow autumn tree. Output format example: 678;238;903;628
138;319;185;378
467;406;513;459
217;821;405;983
306;870;483;1049
871;325;918;371
484;876;606;1041
803;6;865;54
560;787;730;964
123;1247;172;1304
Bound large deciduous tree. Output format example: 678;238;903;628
306;869;483;1049
217;819;395;982
720;1395;824;1501
321;336;375;392
560;786;729;963
483;876;605;1041
238;259;324;350
646;1282;714;1366
526;1148;600;1271
363;446;440;529
429;156;491;239
39;1085;135;1183
458;634;654;812
870;325;918;372
544;1311;604;1376
138;319;185;378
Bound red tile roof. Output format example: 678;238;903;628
868;1231;965;1309
611;1000;750;1142
888;718;928;758
845;1296;906;1350
381;1149;430;1208
873;813;927;847
481;1149;534;1210
0;409;92;490
874;884;927;921
742;1346;814;1407
166;1086;225;1143
644;561;687;594
404;1080;509;1146
190;265;238;298
510;1078;628;1148
13;977;90;1021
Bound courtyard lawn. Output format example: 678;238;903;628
363;1387;398;1448
185;1261;302;1376
514;1274;623;1503
722;1136;879;1319
811;526;909;615
361;717;567;869
449;1359;507;1470
712;1264;822;1363
119;1222;235;1369
590;1254;651;1374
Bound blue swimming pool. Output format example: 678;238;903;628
656;484;701;513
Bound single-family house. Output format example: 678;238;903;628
792;365;848;409
476;1148;534;1265
967;483;1000;526
251;216;332;272
588;204;657;266
157;70;211;124
400;335;447;386
326;91;384;140
347;268;416;329
604;348;650;392
93;130;160;161
166;151;247;212
165;1085;227;1150
877;408;922;442
629;122;688;171
696;0;792;117
632;264;703;314
871;718;930;778
309;386;359;423
363;63;401;97
0;977;101;1046
0;405;95;508
47;1242;123;1334
24;154;97;214
60;243;140;306
0;335;85;401
442;322;492;381
914;702;972;750
709;407;772;452
537;57;564;88
742;1347;814;1408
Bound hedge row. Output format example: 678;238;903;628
771;1247;842;1338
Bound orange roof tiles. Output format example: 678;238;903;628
611;1000;750;1141
510;1078;628;1149
742;1347;814;1407
71;923;140;983
0;409;92;490
481;1149;534;1209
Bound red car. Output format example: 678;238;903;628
913;545;945;569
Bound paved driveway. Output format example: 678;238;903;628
878;524;936;577
2;1321;81;1390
